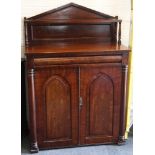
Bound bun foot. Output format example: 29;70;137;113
30;142;39;153
117;136;126;145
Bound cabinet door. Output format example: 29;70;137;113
34;66;79;149
80;64;122;144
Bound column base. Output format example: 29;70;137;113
30;142;39;153
117;136;126;145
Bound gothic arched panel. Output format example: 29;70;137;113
43;76;71;140
88;73;114;137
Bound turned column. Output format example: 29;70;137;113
27;68;39;153
118;64;128;144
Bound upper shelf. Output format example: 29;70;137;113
24;3;122;46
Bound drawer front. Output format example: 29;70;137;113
34;55;122;67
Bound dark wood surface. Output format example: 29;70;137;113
25;41;129;56
80;65;122;145
24;3;120;46
26;19;121;24
34;66;79;148
31;25;111;41
24;3;130;152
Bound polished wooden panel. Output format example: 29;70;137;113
25;41;129;56
45;76;71;140
34;66;79;149
34;56;122;66
80;65;122;144
32;25;111;41
24;3;119;46
89;73;113;136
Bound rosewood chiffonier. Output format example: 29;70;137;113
24;3;130;153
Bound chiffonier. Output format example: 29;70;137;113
24;3;130;153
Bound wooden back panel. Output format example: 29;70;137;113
24;3;121;46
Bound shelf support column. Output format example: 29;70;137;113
118;21;122;44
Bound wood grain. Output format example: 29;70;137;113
44;76;71;140
80;65;122;145
88;73;113;136
24;3;120;46
34;66;79;149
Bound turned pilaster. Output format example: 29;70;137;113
118;64;128;145
27;68;39;153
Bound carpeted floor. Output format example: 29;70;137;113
21;136;133;155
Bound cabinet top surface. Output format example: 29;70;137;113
25;40;130;56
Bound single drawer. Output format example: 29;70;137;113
34;55;122;66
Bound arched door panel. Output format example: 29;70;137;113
35;67;79;148
80;65;122;144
